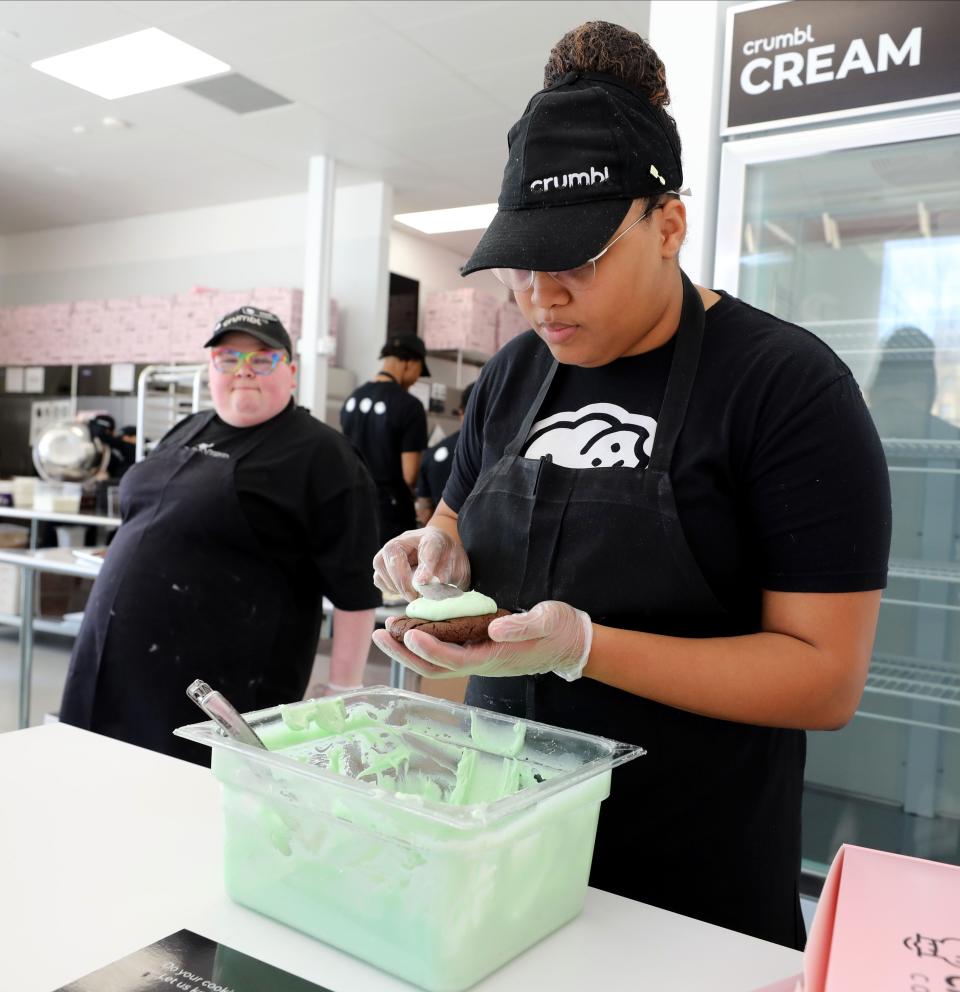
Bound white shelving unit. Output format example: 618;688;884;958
135;364;211;460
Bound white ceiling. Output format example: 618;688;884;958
0;0;650;244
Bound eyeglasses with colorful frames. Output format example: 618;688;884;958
211;347;290;376
491;196;675;294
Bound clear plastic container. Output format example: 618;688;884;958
33;481;81;513
175;687;645;992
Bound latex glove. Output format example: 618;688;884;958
373;527;471;602
372;600;592;682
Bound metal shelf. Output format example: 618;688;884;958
426;348;490;366
0;611;81;637
867;652;960;704
882;438;960;459
888;558;960;584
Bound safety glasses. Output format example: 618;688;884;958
211;348;289;376
491;196;675;294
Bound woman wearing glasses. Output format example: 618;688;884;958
373;22;890;948
60;307;382;764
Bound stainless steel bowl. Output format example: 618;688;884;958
32;421;104;483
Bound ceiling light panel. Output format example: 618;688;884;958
395;203;498;234
31;28;229;100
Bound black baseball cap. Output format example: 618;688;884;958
462;71;684;276
380;333;431;378
204;306;293;358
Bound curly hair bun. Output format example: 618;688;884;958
544;21;680;160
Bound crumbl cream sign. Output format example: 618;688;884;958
722;0;960;133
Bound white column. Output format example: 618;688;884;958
647;1;727;286
332;182;393;384
298;155;336;417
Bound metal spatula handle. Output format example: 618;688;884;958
186;679;266;749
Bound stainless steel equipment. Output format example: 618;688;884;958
31;421;105;483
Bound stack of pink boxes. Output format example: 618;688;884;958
422;289;500;356
495;301;531;351
0;287;305;367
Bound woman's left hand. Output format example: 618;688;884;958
371;600;593;681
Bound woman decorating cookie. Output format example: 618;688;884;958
372;21;890;949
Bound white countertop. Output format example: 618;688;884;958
0;724;802;991
0;546;103;578
0;505;121;529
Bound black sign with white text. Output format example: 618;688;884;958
55;929;334;992
724;0;960;132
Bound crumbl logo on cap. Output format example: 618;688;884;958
220;308;272;330
530;165;610;193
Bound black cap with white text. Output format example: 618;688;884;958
461;71;684;276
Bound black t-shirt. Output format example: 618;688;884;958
445;292;890;628
417;429;461;506
340;380;428;491
160;403;382;616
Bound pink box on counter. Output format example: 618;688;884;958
423;288;499;355
755;845;960;992
73;299;106;315
105;297;136;311
138;295;173;310
496;301;531;351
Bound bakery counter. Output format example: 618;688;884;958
0;723;802;992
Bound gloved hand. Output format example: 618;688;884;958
373;527;471;602
372;600;593;682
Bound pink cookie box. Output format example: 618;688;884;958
754;845;960;992
423;288;499;356
496;301;531;351
138;295;173;310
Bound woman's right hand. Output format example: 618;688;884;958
373;527;471;602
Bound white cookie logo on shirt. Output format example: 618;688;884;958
523;403;657;468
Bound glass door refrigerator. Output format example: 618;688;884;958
715;108;960;880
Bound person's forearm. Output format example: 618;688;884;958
586;625;863;731
316;607;375;690
427;500;461;543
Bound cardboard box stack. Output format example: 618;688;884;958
495;301;531;351
423;289;499;356
0;287;306;368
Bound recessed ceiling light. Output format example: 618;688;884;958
31;27;229;100
101;116;131;130
395;203;498;234
71;124;87;135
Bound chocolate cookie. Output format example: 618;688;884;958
387;609;512;645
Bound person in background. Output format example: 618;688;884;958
87;414;137;479
340;334;429;543
60;306;381;764
372;21;890;949
415;381;475;526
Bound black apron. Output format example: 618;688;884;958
458;273;806;949
60;410;303;765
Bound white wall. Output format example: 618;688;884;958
647;0;734;287
0;194;308;304
0;193;494;386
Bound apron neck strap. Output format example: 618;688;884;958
505;359;559;457
177;408;218;446
648;270;706;473
376;371;399;385
504;271;705;468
